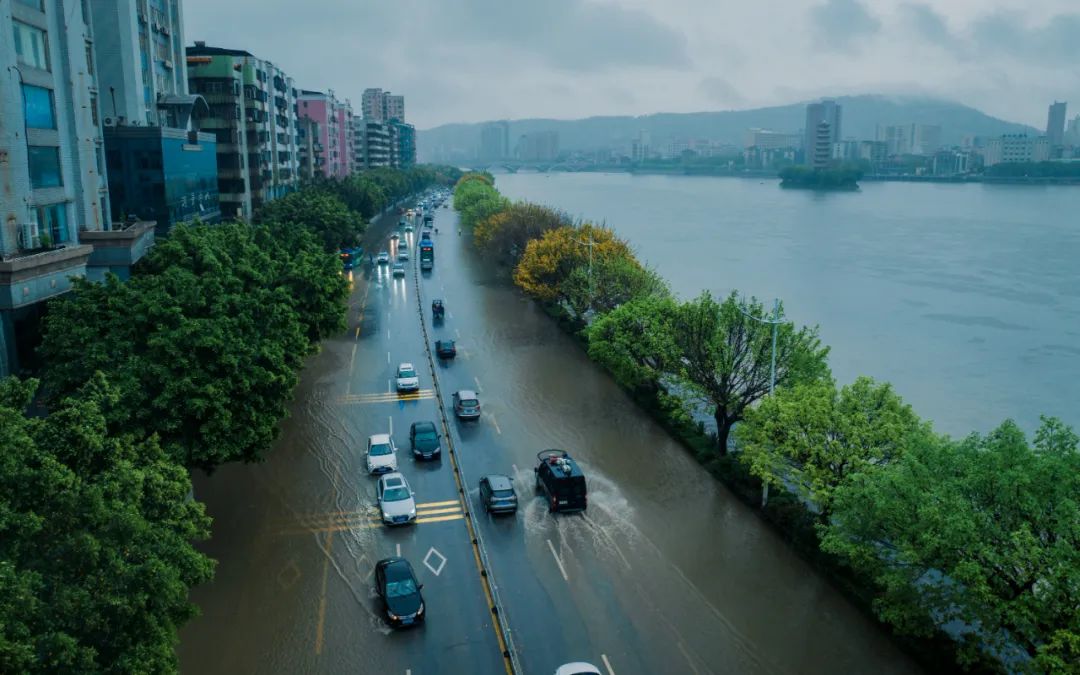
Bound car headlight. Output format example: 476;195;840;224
409;509;416;518
388;611;400;620
416;602;424;616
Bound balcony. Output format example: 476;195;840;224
0;244;94;311
80;220;156;282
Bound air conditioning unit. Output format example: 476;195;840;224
103;117;116;127
162;59;173;70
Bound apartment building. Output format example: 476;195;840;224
361;87;404;123
297;90;353;178
2;0;157;376
186;42;300;220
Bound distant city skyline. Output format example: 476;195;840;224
181;0;1080;129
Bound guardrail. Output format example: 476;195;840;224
409;226;522;675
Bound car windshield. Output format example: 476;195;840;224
386;578;417;598
369;443;392;456
460;398;478;407
493;489;515;498
417;431;437;442
399;368;416;378
383;487;411;501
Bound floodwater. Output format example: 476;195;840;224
179;201;925;674
496;172;1080;438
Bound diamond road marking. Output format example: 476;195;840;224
277;558;301;590
423;547;447;576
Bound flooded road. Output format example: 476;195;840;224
178;203;922;674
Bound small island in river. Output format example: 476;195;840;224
779;166;862;190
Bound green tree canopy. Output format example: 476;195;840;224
736;377;928;519
0;374;213;673
586;294;680;395
562;252;669;318
473;201;571;268
254;189;361;252
672;292;830;453
821;417;1080;668
40;223;314;470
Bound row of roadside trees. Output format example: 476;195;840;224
0;166;458;672
452;172;1079;673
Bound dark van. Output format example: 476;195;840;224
534;449;587;513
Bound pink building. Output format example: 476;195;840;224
297;90;354;178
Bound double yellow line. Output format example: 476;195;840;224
338;389;436;405
278;500;464;536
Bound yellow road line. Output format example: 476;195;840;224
414;506;462;516
417;499;460;508
314;529;333;654
415;514;465;524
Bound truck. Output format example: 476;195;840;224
419;239;434;271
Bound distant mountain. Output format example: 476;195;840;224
418;95;1039;161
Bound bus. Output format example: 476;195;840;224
340;246;361;270
419;240;434;271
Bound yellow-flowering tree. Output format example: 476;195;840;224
512;223;634;309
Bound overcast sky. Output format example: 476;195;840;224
182;0;1080;130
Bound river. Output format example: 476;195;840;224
496;172;1080;438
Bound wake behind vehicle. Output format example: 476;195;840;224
374;557;425;627
535;450;587;513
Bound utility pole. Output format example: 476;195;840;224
575;233;598;314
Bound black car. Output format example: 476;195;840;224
409;421;442;460
479;474;518;514
375;557;425;627
535;449;587;513
435;339;456;359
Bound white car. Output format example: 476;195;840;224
397;248;409;261
366;433;398;474
376;251;390;264
392;262;406;277
396;363;419;392
554;664;602;675
377;472;417;525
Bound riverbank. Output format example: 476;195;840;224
548;165;1080;185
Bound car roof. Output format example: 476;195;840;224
456;389;478;399
484;474;513;490
411;420;436;432
369;433;391;444
539;450;585;479
376;556;414;580
380;472;407;487
398;362;414;370
436;339;454;346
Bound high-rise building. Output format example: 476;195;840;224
479;121;509;160
90;0;219;238
353;117;391;170
1046;101;1067;148
393;121;416;168
803;100;841;165
362;88;405;123
630;130;651;163
297;116;323;179
515;131;559;162
186;43;300;220
298;90;353;178
2;0;159;376
811;121;833;169
1065;115;1080;147
876;123;942;156
745;128;800;150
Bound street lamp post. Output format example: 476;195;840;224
739;298;782;507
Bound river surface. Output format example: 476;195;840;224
497;172;1080;438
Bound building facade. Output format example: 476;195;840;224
803;100;841;165
876;123;942;156
982;134;1051;167
186;42;300;220
744;128;800;151
297;116;322;179
1046;101;1067;148
361;87;404;123
479;121;509;160
297;90;353;178
515;131;559;162
394;121;416;168
2;0;158;376
353;118;391;170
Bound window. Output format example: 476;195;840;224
13;22;49;71
85;42;94;74
89;93;99;127
22;84;55;129
15;0;43;9
35;203;69;244
28;146;62;188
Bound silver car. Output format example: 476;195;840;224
377;473;417;526
396;363;419;392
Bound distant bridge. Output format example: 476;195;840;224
465;161;589;174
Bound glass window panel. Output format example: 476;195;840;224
36;203;68;244
13;22;49;70
28;146;62;188
22;84;55;129
15;0;43;9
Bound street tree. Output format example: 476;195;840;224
821;418;1080;668
254;189;361;251
586;294;680;397
0;374;213;673
513;224;634;306
736;376;928;519
563;252;668;318
671;291;830;454
459;193;510;231
473;202;571;267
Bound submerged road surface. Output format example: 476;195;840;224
178;202;922;674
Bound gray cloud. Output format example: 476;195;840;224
808;0;881;51
970;12;1080;63
698;77;745;107
900;3;951;44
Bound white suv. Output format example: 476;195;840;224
396;363;420;392
366;433;398;474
